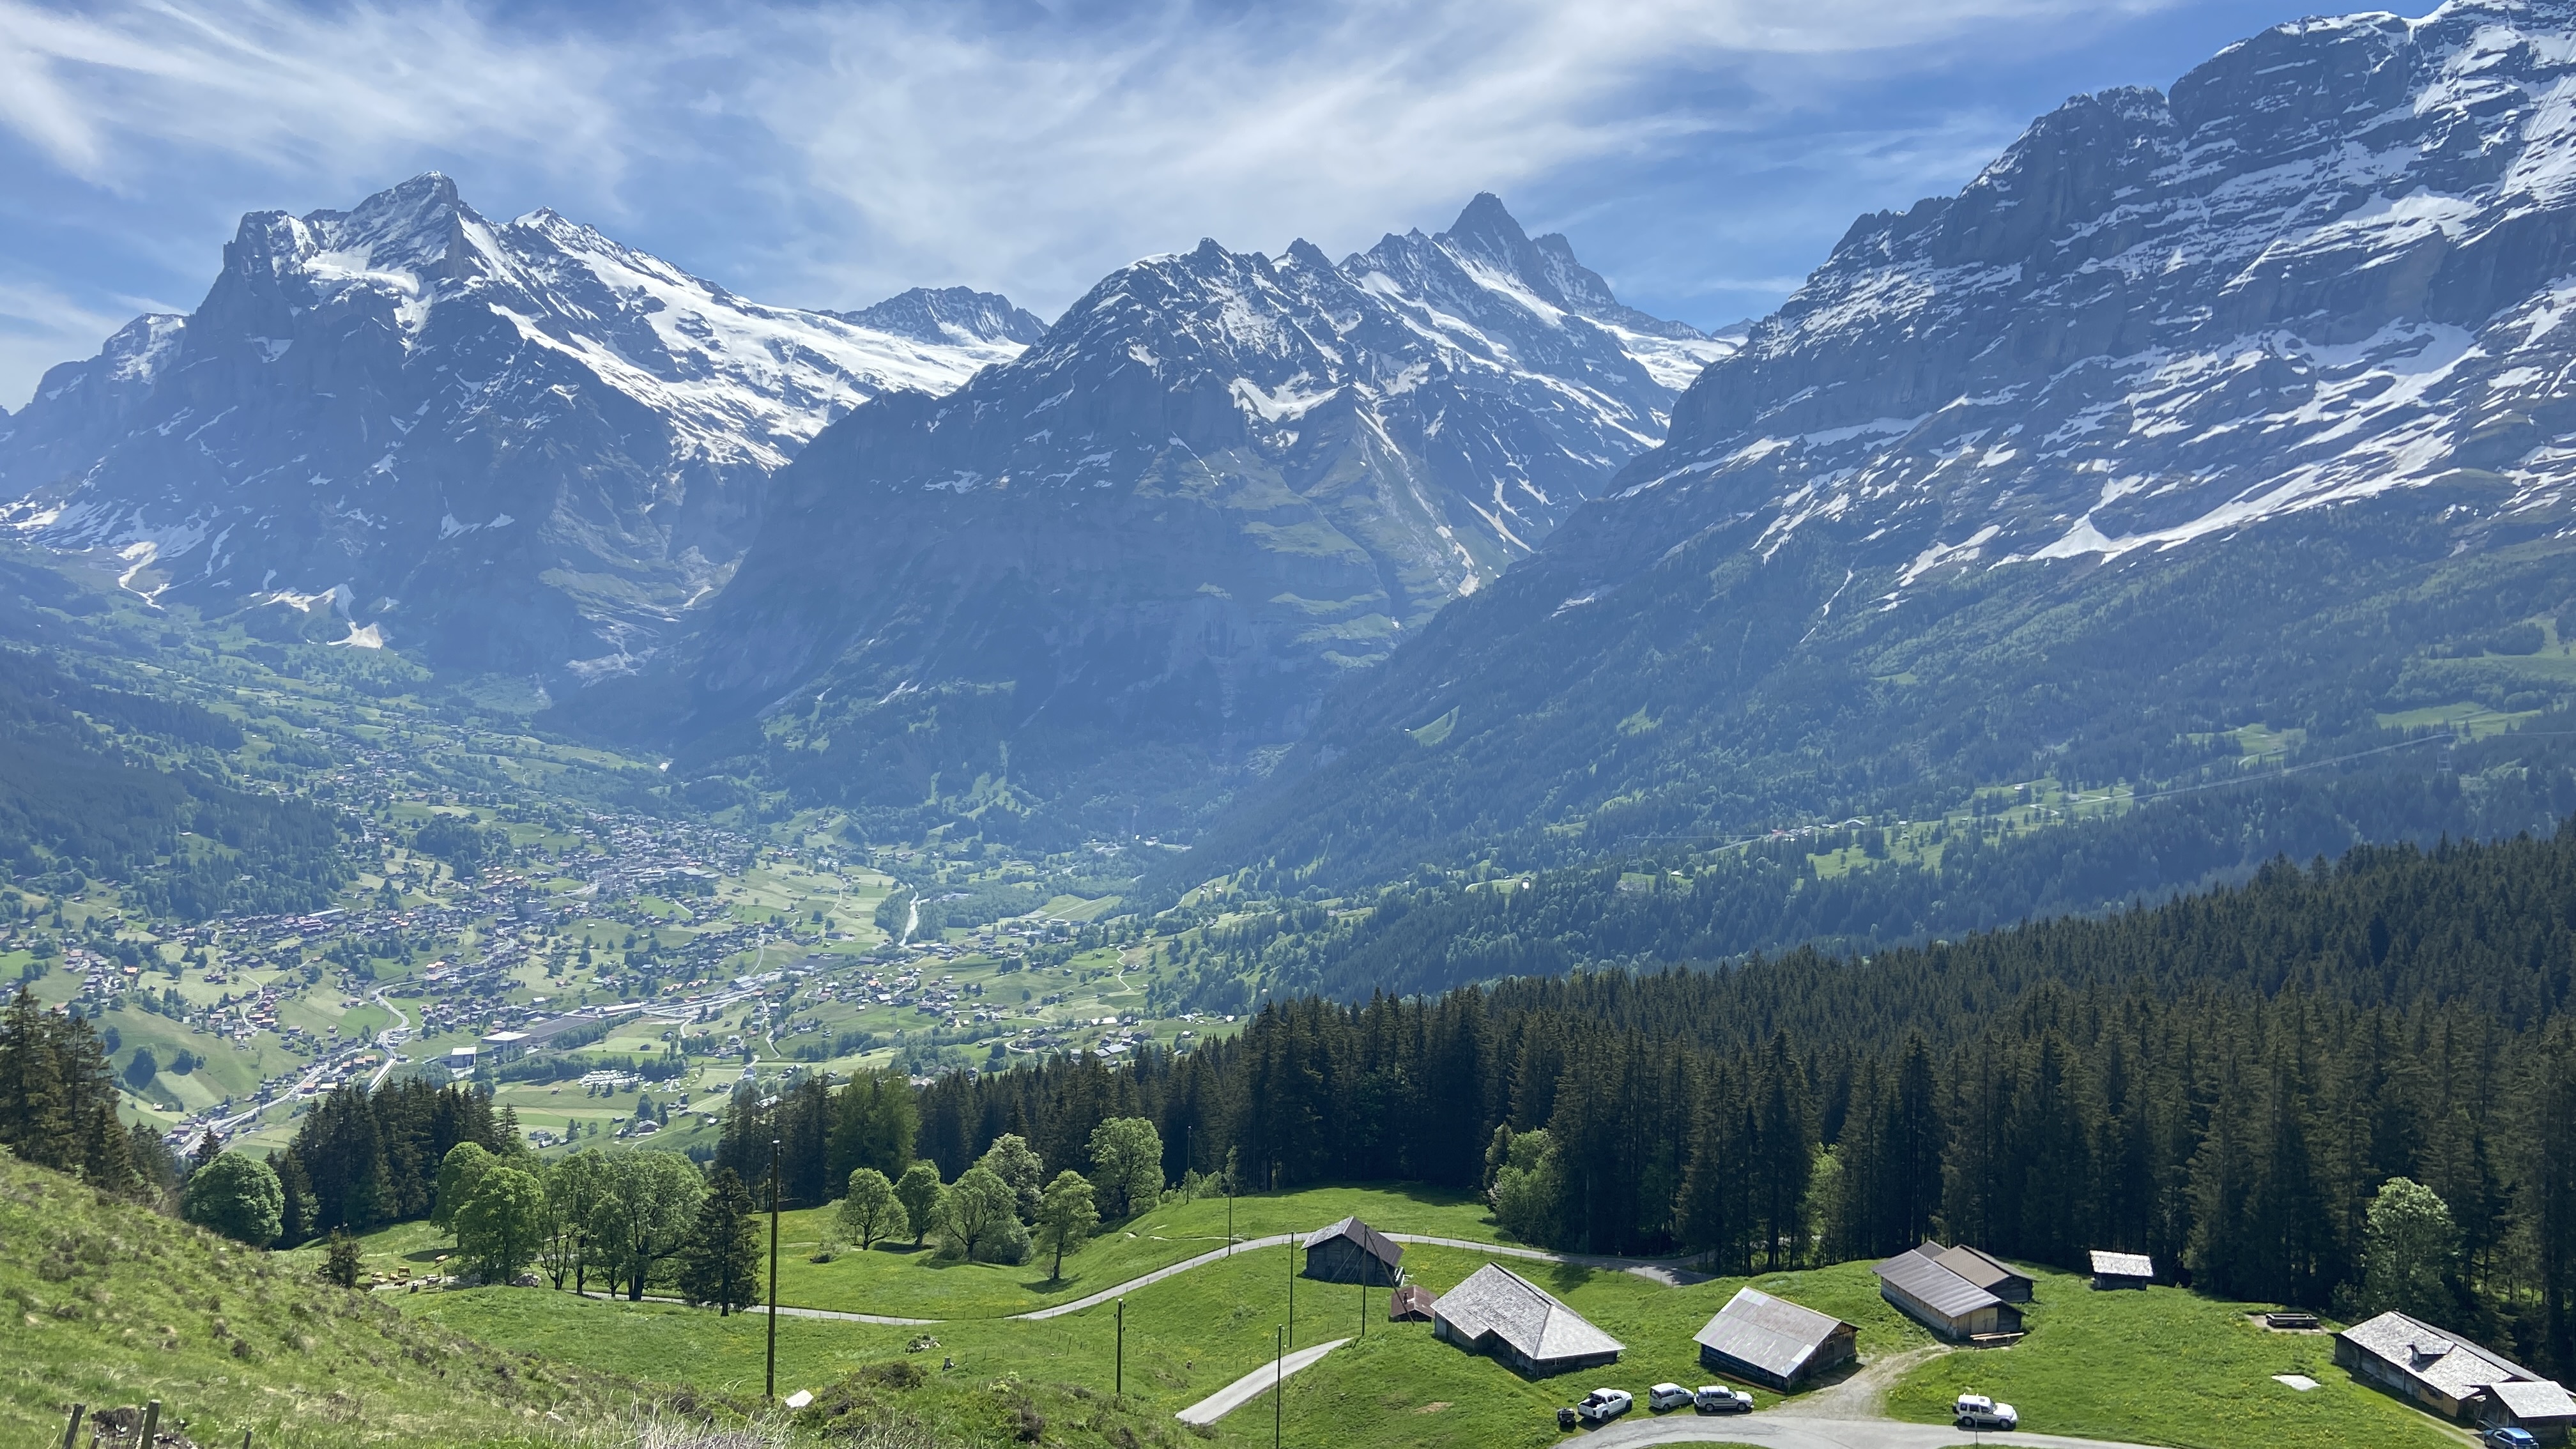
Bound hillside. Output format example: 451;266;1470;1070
1186;0;2576;890
0;1153;635;1447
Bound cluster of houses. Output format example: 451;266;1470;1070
1299;1213;2575;1445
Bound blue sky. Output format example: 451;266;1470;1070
0;0;2329;406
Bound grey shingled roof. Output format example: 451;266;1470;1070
2340;1310;2545;1401
2089;1250;2154;1278
1432;1263;1624;1363
1302;1215;1403;1269
2492;1379;2576;1421
1874;1248;2002;1319
1691;1287;1853;1380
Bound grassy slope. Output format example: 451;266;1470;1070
0;1154;634;1449
414;1216;2473;1449
1885;1266;2455;1449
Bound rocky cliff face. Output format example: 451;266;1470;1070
1190;0;2576;884
645;195;1728;831
0;174;1032;678
1553;0;2576;592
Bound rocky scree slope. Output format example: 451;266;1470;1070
638;195;1730;836
0;173;1034;680
1190;0;2576;886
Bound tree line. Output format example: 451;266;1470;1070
906;828;2576;1378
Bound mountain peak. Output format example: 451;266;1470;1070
1447;192;1529;246
832;286;1047;347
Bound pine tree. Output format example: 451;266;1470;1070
677;1167;762;1315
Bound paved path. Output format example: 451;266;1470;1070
1173;1338;1351;1425
1577;1414;2168;1449
1383;1233;1707;1285
1011;1234;1296;1320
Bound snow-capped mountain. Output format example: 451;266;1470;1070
1559;0;2576;594
632;195;1728;830
1188;0;2576;885
0;173;1035;675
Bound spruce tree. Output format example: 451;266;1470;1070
676;1167;761;1314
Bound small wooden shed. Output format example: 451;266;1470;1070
1302;1215;1404;1285
1388;1283;1436;1322
2089;1249;2154;1291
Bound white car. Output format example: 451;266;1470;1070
1575;1388;1633;1423
1695;1385;1754;1413
1646;1383;1693;1411
1954;1393;2018;1430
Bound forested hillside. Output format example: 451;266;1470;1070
885;825;2576;1378
0;648;348;918
1154;724;2576;1006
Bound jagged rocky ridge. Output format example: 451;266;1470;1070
1189;0;2576;885
0;173;1035;677
634;195;1729;832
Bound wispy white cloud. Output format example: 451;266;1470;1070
0;0;626;188
0;0;2232;402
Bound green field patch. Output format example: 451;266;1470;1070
1887;1266;2453;1449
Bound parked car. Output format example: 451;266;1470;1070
1575;1388;1633;1423
1695;1385;1754;1413
1954;1394;2018;1431
1646;1383;1694;1411
2482;1430;2540;1449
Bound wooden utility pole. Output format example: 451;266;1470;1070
1115;1297;1125;1397
766;1136;781;1402
58;1404;83;1449
1286;1234;1294;1348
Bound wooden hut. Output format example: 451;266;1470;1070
1388;1283;1436;1322
2089;1250;2154;1291
1301;1216;1404;1285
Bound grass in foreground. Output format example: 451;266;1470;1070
0;1154;641;1448
1885;1266;2457;1449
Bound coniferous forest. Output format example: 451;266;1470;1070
879;827;2576;1378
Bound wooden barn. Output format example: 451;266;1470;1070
1302;1216;1404;1285
1929;1242;2034;1303
1874;1244;2025;1342
1691;1286;1860;1392
2089;1250;2155;1291
2339;1310;2576;1443
1431;1263;1624;1376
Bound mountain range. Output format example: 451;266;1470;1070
600;194;1733;835
0;173;1039;677
1186;0;2576;885
17;0;2576;907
